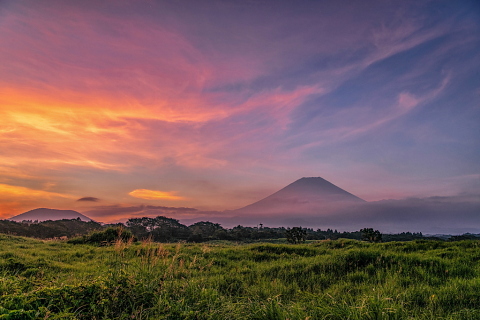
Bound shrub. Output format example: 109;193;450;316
68;227;136;245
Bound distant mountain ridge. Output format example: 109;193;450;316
234;177;365;215
8;208;93;222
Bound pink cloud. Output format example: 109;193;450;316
0;0;475;219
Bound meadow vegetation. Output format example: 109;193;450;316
1;234;480;319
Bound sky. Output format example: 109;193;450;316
0;0;479;224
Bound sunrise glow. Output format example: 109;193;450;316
0;0;478;225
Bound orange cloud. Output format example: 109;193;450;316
128;189;185;201
0;184;74;199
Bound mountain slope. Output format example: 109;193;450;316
8;208;93;222
234;177;365;215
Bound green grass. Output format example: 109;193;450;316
0;235;479;319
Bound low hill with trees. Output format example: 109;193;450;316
0;219;102;239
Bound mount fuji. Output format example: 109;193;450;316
233;177;365;216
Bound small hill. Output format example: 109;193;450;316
234;177;365;215
8;208;93;222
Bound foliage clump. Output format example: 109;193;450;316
285;227;307;244
68;226;136;245
126;216;190;242
360;227;383;242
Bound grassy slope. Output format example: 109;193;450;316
0;234;479;319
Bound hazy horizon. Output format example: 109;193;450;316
0;1;479;226
7;177;480;234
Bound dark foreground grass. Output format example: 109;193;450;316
0;234;479;319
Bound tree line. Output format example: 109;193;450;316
0;219;102;239
2;215;475;242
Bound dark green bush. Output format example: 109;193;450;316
68;227;136;245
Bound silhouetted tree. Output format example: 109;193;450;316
126;216;190;242
360;228;382;242
188;221;225;242
285;227;307;244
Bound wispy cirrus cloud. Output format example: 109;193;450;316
0;184;73;199
0;0;478;220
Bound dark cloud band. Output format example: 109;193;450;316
77;197;100;202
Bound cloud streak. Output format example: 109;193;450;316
129;189;185;201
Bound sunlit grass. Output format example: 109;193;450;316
0;236;479;319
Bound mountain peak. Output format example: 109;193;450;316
234;176;365;215
281;177;365;200
294;177;339;187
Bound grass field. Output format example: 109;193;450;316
1;234;480;319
